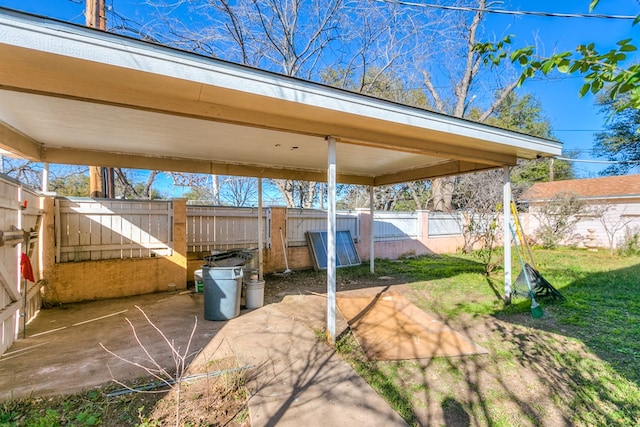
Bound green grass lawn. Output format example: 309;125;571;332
338;248;640;426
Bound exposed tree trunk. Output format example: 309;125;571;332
211;174;220;204
141;170;159;199
432;177;455;212
424;0;519;211
274;179;296;207
407;181;431;211
89;166;104;198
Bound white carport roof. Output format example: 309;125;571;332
0;8;561;185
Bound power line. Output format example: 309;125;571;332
562;149;598;154
554;130;604;132
555;156;634;164
375;0;639;20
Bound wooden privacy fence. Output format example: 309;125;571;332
286;209;360;246
55;198;173;262
0;175;42;354
55;200;465;262
186;206;271;252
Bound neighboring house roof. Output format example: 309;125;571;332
520;174;640;202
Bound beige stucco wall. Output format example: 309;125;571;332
42;198;187;304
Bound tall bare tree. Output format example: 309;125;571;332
325;0;523;211
172;172;262;206
415;0;520;211
129;0;531;209
139;0;441;208
174;0;342;207
114;169;162;199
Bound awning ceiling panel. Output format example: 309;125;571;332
0;8;562;186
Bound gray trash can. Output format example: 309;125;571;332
202;266;243;321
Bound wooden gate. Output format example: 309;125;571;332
0;176;42;355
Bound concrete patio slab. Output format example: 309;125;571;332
0;291;407;426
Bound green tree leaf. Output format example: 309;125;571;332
557;60;570;74
579;83;591;97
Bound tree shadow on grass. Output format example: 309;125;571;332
441;396;471;426
491;261;640;425
353;254;640;425
263;254;640;425
501;262;640;387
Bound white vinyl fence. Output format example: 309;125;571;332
287;209;463;246
428;212;464;237
55;198;173;262
373;211;420;241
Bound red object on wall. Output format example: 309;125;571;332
20;253;35;282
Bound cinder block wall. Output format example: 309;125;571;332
42;198;187;304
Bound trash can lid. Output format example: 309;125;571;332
204;249;253;267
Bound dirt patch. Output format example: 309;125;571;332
262;269;405;304
1;372;249;427
336;290;487;360
143;358;250;427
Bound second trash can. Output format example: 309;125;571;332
202;265;243;321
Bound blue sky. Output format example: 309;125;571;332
1;0;639;179
482;0;640;176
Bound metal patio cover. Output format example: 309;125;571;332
0;8;562;184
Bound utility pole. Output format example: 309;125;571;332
86;0;112;198
549;158;555;182
85;0;105;30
